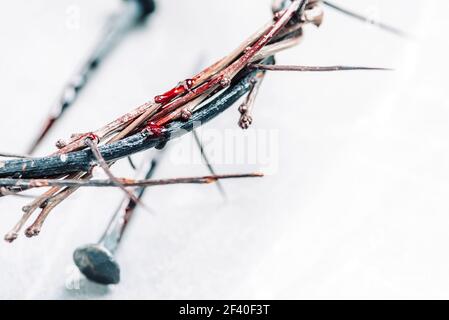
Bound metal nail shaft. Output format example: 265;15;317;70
73;150;163;285
28;0;156;154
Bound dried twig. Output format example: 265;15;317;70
4;172;89;242
25;185;81;238
0;173;263;189
84;137;141;205
239;70;266;129
251;64;393;72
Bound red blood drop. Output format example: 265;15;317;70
146;122;164;136
84;133;99;142
154;79;194;105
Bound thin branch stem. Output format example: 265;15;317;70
0;173;263;189
84;138;141;205
25;186;80;238
251;64;392;72
192;131;227;199
4;172;87;242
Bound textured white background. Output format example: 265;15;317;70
1;0;448;299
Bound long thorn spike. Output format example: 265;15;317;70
322;1;409;38
193;131;227;199
251;64;393;72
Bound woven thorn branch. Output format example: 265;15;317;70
0;66;269;179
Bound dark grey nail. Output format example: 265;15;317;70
73;151;162;285
73;244;120;285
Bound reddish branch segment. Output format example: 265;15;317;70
154;79;194;104
150;0;304;127
145;122;164;136
239;70;266;129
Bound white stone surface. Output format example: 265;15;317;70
0;0;448;299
